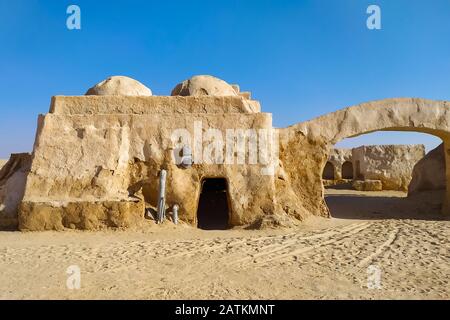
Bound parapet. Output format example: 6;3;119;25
49;95;261;115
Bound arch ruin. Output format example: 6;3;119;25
279;98;450;218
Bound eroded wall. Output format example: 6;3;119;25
0;154;31;229
351;145;425;191
328;148;352;180
19;96;276;230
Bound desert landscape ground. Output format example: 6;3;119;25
0;188;448;300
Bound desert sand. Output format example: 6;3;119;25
0;189;448;300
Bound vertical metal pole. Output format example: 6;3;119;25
157;169;167;224
173;204;179;225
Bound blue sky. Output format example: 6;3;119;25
0;0;449;158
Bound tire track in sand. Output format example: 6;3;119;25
356;227;399;268
228;222;372;267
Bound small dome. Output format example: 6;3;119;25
171;75;238;97
85;76;152;96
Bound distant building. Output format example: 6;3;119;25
324;145;426;191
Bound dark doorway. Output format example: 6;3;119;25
197;178;230;230
342;161;354;179
322;162;335;180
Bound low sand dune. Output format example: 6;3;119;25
0;190;448;299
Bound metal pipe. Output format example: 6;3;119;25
172;204;179;225
156;169;167;223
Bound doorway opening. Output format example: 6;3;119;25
342;161;354;179
322;162;335;180
197;178;230;230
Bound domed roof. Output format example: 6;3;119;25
171;75;238;97
85;76;152;96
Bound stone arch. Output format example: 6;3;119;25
322;162;335;180
279;98;450;217
342;161;353;179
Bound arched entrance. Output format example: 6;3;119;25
342;161;354;179
322;162;335;180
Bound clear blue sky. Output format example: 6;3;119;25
1;0;449;158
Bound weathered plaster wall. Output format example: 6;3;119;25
0;154;31;229
19;96;276;230
351;145;425;191
327;148;352;180
409;143;446;194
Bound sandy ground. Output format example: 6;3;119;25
0;159;7;170
0;189;448;300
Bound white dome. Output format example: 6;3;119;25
85;76;152;96
171;75;238;97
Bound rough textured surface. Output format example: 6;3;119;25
408;143;446;194
0;154;32;229
50;95;261;115
19;200;145;231
328;149;352;168
171;75;238;97
353;180;383;191
85;76;152;96
277;131;330;219
0;159;6;169
351;145;425;191
324;148;352;181
323;179;353;187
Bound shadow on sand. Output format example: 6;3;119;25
325;190;449;221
